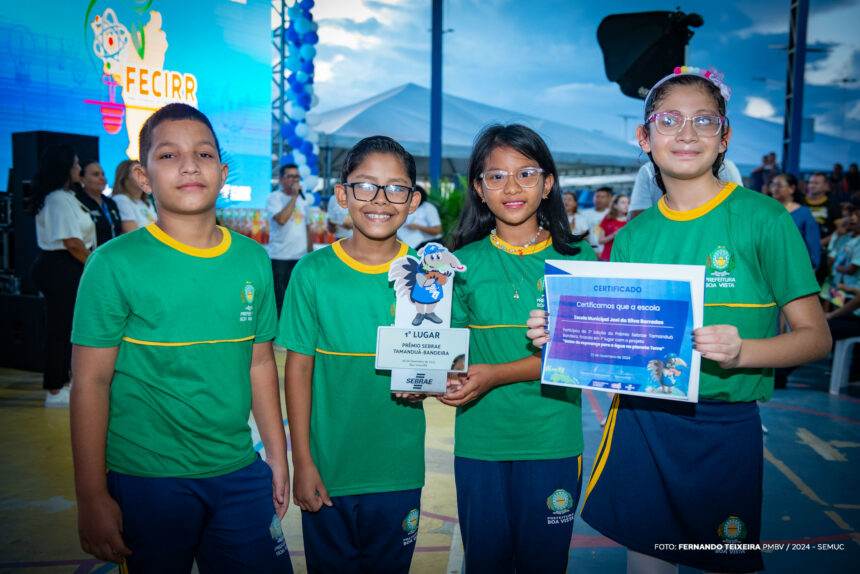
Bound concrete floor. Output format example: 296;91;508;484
0;353;858;573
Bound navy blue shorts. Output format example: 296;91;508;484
300;488;421;574
107;457;293;574
455;456;582;574
581;395;764;573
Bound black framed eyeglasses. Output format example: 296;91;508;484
343;182;414;204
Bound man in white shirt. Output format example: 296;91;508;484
267;163;312;317
579;186;613;257
628;159;743;220
326;194;353;240
397;186;442;249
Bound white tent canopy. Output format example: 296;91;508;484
308;83;643;179
308;82;860;182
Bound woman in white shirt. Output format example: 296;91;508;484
111;159;156;232
563;190;589;236
29;144;96;407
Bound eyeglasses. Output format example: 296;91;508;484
646;112;726;136
343;182;414;204
479;167;544;190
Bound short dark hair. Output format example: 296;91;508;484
595;187;613;195
340;136;416;185
79;159;100;178
138;103;220;166
279;163;298;177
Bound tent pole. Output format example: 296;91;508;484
430;0;443;187
323;134;332;197
783;0;808;175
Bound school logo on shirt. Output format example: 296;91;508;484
401;508;419;546
705;246;737;290
707;246;735;275
240;281;255;322
546;489;575;525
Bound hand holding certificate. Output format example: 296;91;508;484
540;260;705;402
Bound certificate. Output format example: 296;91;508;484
541;260;705;402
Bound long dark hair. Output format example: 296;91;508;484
643;74;729;193
29;144;77;215
452;124;582;255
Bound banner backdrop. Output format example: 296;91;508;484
0;0;271;207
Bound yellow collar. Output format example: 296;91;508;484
658;182;737;222
332;239;408;274
145;223;232;258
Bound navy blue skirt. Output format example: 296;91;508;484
581;395;764;573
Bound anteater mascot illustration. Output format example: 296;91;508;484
389;243;467;326
647;353;688;394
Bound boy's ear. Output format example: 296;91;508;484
133;163;153;195
220;162;229;188
407;187;421;214
636;125;651;153
334;184;348;209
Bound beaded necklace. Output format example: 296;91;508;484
489;225;543;258
490;226;544;299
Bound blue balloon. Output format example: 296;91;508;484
287;5;301;19
310;164;319;176
296;71;309;84
285;54;302;72
300;0;315;11
285;26;300;44
294;17;311;35
300;140;314;156
301;60;315;74
280;123;295;139
297;93;311;108
288;136;303;149
280;154;295;167
302;32;319;45
306;153;318;167
311;191;321;207
299;44;317;60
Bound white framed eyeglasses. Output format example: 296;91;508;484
479;167;545;190
646;112;727;136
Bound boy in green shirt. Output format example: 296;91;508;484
279;136;425;573
71;103;293;573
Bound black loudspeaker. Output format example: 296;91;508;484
0;294;47;372
597;10;704;100
10;131;99;294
